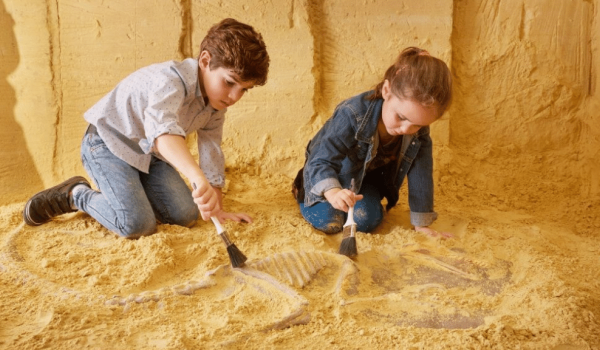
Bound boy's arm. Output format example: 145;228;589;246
212;187;253;223
197;113;226;188
154;133;219;220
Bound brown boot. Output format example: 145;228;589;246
23;176;90;226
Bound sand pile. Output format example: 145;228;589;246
0;171;598;349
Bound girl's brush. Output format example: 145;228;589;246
192;183;247;268
338;179;358;258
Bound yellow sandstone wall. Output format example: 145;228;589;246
450;0;599;228
1;0;599;221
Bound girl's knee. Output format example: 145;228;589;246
354;205;383;233
314;220;344;234
303;208;344;234
299;201;345;234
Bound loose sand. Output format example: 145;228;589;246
0;171;598;349
2;0;599;348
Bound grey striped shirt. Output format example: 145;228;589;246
84;58;226;187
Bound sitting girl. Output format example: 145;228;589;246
292;47;453;238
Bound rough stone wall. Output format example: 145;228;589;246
450;0;599;209
1;0;598;216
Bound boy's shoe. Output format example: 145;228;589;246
23;176;91;226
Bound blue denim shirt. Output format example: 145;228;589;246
301;90;437;227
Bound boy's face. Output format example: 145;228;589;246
380;79;439;136
198;51;255;110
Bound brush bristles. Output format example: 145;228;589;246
339;236;357;258
227;244;248;268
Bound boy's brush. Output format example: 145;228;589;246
211;217;247;268
338;179;358;258
192;183;247;268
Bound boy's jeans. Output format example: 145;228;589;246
298;182;384;234
74;126;199;238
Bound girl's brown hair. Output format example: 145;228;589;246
368;47;452;116
200;18;270;86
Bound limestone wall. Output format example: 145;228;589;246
1;0;598;215
451;0;599;208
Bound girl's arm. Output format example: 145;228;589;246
408;130;452;238
406;129;436;225
304;106;358;205
324;188;363;212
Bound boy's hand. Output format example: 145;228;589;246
191;178;220;220
414;226;453;239
324;188;364;212
214;211;253;224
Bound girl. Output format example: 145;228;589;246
292;47;452;238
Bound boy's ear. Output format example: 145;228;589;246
199;50;211;71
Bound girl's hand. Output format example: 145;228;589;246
324;188;364;212
415;226;454;239
191;178;220;221
214;211;253;224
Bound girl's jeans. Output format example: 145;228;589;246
73;126;199;238
298;182;384;234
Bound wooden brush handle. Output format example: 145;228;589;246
344;205;355;227
343;178;357;227
192;182;224;236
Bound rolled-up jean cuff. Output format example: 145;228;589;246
410;211;438;227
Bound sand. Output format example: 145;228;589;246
2;1;600;348
0;170;598;349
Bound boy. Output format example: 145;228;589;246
23;18;270;238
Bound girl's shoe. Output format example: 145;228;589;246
23;176;90;226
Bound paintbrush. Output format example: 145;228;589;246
211;217;247;268
338;179;358;258
193;183;247;268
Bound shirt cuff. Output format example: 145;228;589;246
310;177;342;198
207;174;225;188
410;211;438;227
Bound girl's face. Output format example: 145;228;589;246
380;79;439;137
198;51;254;110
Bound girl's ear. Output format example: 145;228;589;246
381;79;392;100
199;50;211;71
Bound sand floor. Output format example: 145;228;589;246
0;172;599;349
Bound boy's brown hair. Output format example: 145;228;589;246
200;18;270;86
369;47;453;116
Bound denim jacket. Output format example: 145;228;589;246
294;90;437;227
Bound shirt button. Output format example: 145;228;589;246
412;142;415;145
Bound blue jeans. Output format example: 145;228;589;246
74;126;199;238
299;182;384;234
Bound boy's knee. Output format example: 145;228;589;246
168;206;199;228
117;215;157;239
